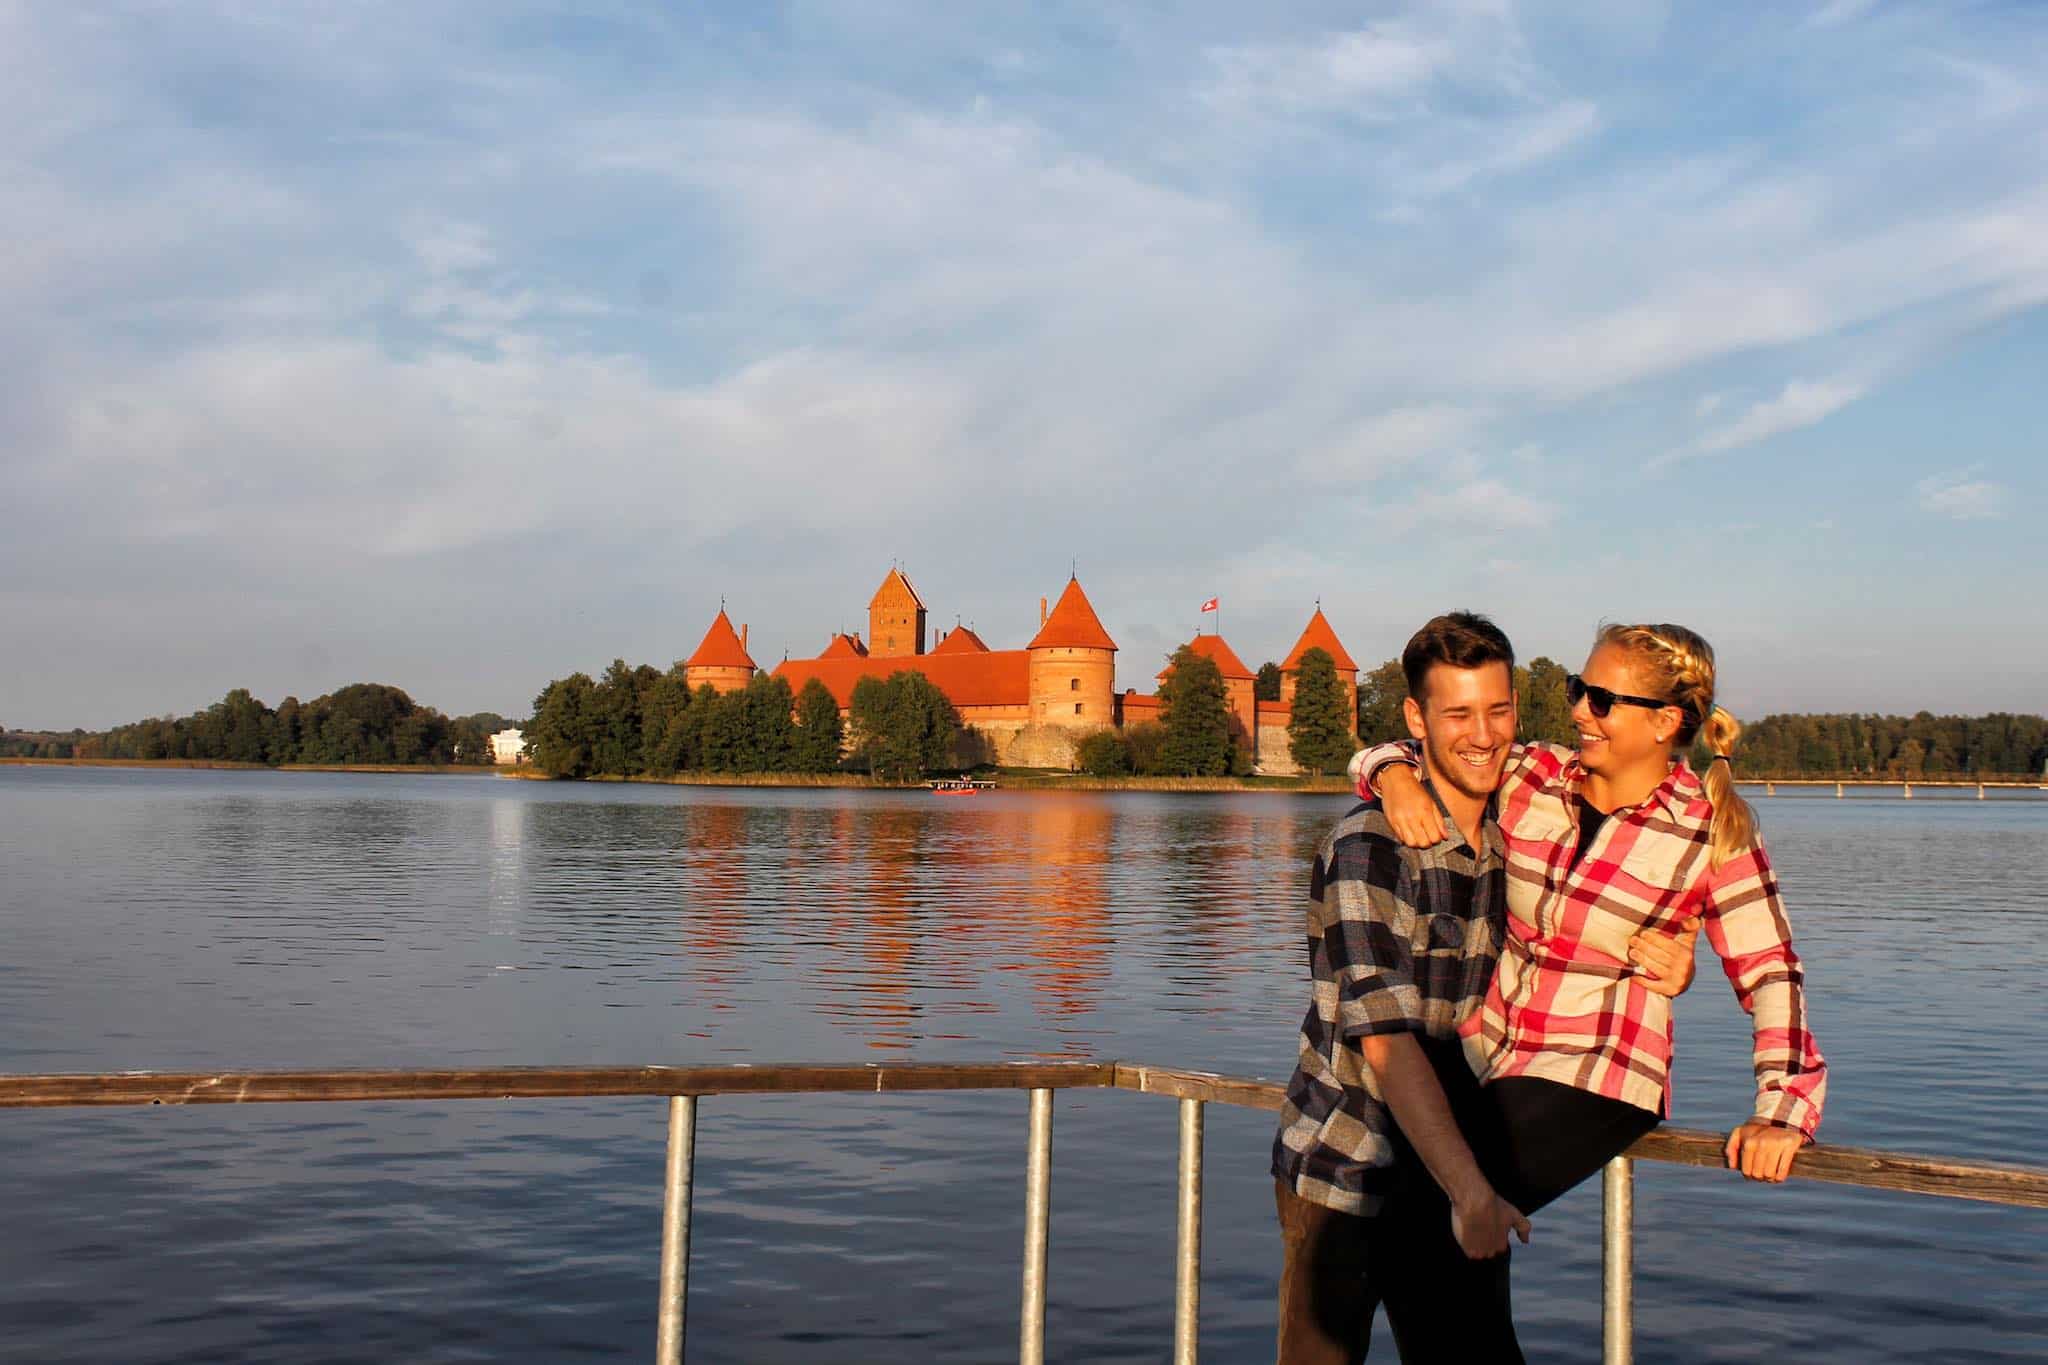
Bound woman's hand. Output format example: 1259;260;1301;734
1724;1121;1804;1183
1628;917;1702;998
1377;764;1447;848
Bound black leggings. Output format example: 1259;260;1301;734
1457;1075;1662;1215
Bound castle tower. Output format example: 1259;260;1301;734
1279;607;1359;732
1026;576;1117;728
868;568;927;659
684;609;758;694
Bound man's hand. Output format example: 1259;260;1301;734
1377;764;1448;848
1724;1121;1804;1183
1450;1189;1532;1259
1628;916;1702;998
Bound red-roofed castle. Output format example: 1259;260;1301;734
696;569;1358;773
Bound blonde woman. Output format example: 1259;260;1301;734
1353;622;1826;1210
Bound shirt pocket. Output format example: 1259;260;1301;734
1610;836;1698;907
1507;802;1575;869
1421;911;1472;952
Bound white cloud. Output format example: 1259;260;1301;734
1301;405;1478;482
1201;26;1453;118
1659;377;1867;467
1915;469;2008;520
1810;0;1879;29
1409;478;1557;533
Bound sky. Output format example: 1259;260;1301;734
4;0;2045;730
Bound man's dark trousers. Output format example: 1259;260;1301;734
1274;1038;1524;1363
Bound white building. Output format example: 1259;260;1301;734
489;728;527;765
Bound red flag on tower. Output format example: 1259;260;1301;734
1199;597;1219;613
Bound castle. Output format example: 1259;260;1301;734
681;569;1359;774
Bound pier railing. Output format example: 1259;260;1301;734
6;1061;2045;1364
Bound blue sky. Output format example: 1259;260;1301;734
4;1;2044;728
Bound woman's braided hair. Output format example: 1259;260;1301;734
1595;622;1756;869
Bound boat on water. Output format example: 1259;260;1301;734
927;778;998;795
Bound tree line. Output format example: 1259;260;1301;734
0;685;508;766
13;655;2038;783
522;660;961;781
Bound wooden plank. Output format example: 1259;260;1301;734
1111;1063;1287;1111
0;1062;1115;1109
1626;1127;2048;1209
5;1061;2045;1211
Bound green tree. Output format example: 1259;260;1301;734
1075;729;1132;776
736;673;797;772
215;688;269;763
694;689;750;773
849;670;959;780
268;697;303;764
668;684;723;772
791;678;845;773
639;666;696;776
1355;658;1409;745
1287;647;1354;775
589;659;645;775
528;673;597;777
1517;656;1574;746
1156;646;1232;776
1254;662;1283;703
1123;721;1167;775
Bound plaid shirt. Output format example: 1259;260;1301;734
1356;740;1827;1136
1270;789;1505;1216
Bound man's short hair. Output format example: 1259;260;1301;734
1401;612;1516;702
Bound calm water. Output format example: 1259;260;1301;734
2;767;2044;1363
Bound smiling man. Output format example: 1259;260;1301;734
1270;612;1694;1363
1271;612;1530;1362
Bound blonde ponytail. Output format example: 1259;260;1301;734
1594;623;1757;870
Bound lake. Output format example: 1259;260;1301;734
1;767;2043;1362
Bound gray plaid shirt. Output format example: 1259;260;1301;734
1271;786;1504;1215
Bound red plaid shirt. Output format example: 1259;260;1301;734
1356;741;1827;1135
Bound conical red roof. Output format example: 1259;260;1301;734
931;625;991;655
819;632;869;659
686;610;757;670
1027;578;1118;651
1162;632;1254;681
869;567;927;612
1281;608;1357;673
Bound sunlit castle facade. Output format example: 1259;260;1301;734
689;569;1357;773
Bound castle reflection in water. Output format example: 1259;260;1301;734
664;791;1327;1052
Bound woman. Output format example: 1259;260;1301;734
1354;621;1826;1211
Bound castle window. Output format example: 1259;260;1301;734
1069;677;1079;691
1073;703;1083;715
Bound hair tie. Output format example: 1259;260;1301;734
1708;754;1731;766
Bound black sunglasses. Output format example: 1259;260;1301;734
1565;673;1679;719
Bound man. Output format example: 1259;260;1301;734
1271;613;1692;1362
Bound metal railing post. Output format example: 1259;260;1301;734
656;1095;698;1365
1020;1087;1054;1365
1602;1155;1633;1365
1173;1097;1205;1365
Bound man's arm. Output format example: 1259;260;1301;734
1361;1033;1530;1259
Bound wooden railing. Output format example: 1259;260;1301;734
6;1061;2044;1364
